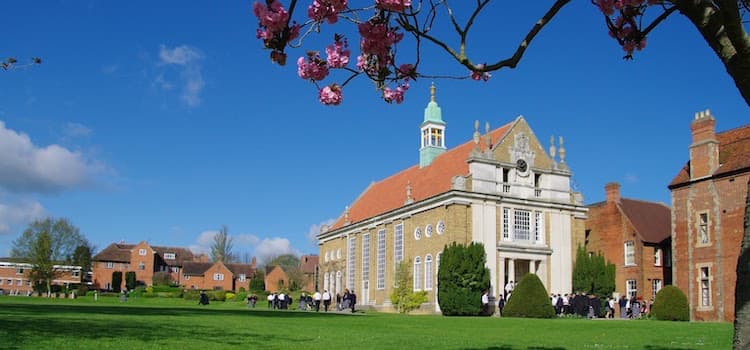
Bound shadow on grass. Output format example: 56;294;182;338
0;302;349;349
462;347;565;350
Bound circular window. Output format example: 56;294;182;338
414;227;422;240
437;220;446;235
425;224;433;238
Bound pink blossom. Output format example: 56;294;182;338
253;0;299;62
382;82;409;104
319;84;343;105
397;64;416;79
375;0;411;12
297;52;330;81
471;64;491;82
325;36;350;68
308;0;348;24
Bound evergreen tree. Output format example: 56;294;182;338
572;245;615;297
125;271;137;291
503;273;556;318
111;271;122;292
437;242;490;316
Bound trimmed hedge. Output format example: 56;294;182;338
503;273;555;319
651;285;689;321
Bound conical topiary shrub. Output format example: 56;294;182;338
651;285;689;321
503;273;555;318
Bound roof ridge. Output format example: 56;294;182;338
621;197;670;208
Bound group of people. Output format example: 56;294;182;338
548;292;652;319
261;289;357;313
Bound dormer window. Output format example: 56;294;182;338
164;253;176;260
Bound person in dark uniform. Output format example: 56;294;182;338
349;290;357;313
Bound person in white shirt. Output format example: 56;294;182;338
481;290;490;315
322;290;332;312
313;291;322;312
267;293;274;309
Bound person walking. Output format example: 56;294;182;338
322;290;332;312
349;290;357;313
313;290;322;312
497;294;505;317
267;293;274;308
481;290;489;316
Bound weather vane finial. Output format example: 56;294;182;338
430;82;436;102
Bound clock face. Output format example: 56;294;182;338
516;158;528;173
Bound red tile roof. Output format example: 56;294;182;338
92;242;196;265
619;198;671;244
330;122;513;230
670;124;750;187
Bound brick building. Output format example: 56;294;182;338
182;261;257;292
585;183;671;303
317;86;588;313
670;110;750;321
0;258;82;295
92;241;207;290
300;255;319;292
264;265;289;292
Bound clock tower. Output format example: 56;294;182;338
419;84;446;168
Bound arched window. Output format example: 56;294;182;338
324;271;330;292
414;256;422;291
425;255;433;290
335;271;342;295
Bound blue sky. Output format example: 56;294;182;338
1;1;746;262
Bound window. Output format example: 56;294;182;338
15;267;24;275
626;279;637;299
414;227;422;240
362;233;370;281
171;267;179;273
184;274;190;281
502;208;510;240
377;229;386;290
0;279;3;285
325;251;329;262
16;279;22;286
106;262;114;269
534;211;543;243
6;279;12;285
394;224;404;263
213;273;224;281
238;274;246;282
624;241;635;266
336;248;342;260
72;270;80;277
437;220;445;235
413;256;422;291
347;236;356;289
652;279;662;300
699;213;709;244
164;253;176;260
138;262;145;270
139;248;147;256
425;224;433;238
424;255;433;290
26;280;31;286
324;271;330;291
514;209;531;241
654;248;662;266
700;267;711;307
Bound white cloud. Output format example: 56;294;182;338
63;122;92;138
101;64;118;74
306;218;335;246
0;121;102;193
624;173;639;184
255;237;300;264
157;45;205;107
189;230;261;257
0;198;46;235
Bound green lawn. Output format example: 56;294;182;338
0;296;731;349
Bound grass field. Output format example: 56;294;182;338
0;296;732;350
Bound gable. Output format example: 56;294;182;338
492;116;555;170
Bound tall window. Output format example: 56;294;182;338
534;211;543;243
624;241;635;266
514;209;530;241
502;208;510;240
347;236;356;289
699;213;709;244
394;224;404;263
362;233;370;282
700;267;711;307
414;256;422;291
324;271;330;291
424;255;433;290
654;248;662;266
626;279;637;299
377;229;386;290
652;279;662;300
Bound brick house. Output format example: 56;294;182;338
669;110;750;321
182;261;257;292
317;86;588;313
92;241;206;290
585;183;672;303
0;258;82;295
264;265;289;292
300;255;319;292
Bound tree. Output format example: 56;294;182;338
503;273;556;318
111;271;122;292
211;225;236;263
268;254;305;291
11;217;89;296
735;179;750;348
71;243;94;278
651;285;690;321
389;260;428;314
437;242;490;316
250;271;266;292
572;245;615;297
125;271;137;291
251;1;750;106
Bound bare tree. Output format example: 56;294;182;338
210;225;236;263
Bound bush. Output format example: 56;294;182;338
651;285;689;321
503;273;555;319
236;292;248;302
183;290;201;301
212;290;227;302
76;285;89;297
437;242;490;316
152;272;172;286
250;273;265;292
225;292;236;301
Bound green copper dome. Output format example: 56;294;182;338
422;83;445;126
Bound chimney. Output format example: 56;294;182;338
689;109;719;180
605;182;621;203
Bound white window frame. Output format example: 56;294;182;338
654;248;662;266
213;273;224;281
424;254;433;291
184;274;190;281
324;251;329;262
164;253;176;260
534;211;544;244
699;265;712;308
425;224;433;238
238;274;246;282
414;227;422;240
626;279;637;299
72;270;80;277
362;233;370;282
413;256;422;291
651;279;662;300
394;223;404;263
347;236;356;290
138;262;145;270
698;212;710;245
436;220;445;235
502;208;510;241
624;241;635;266
336;248;342;260
377;229;386;290
323;271;330;291
139;248;147;256
106;262;114;269
513;209;531;241
15;267;24;275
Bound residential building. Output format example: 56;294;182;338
317;86;588;313
0;258;82;295
585;183;672;303
670;110;750;321
92;241;206;290
300;255;319;292
182;261;257;292
264;265;289;292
